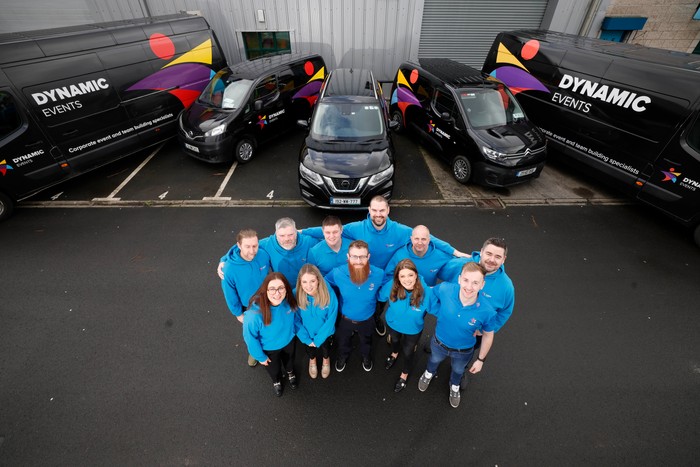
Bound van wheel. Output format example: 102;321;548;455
0;192;14;222
234;138;255;163
391;110;404;134
452;156;472;184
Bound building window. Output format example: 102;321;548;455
242;31;291;59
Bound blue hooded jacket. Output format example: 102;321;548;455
258;232;319;284
243;300;299;362
221;245;272;317
383;241;453;286
294;282;338;346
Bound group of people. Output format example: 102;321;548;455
217;196;515;408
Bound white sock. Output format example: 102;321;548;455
451;384;460;392
424;371;433;379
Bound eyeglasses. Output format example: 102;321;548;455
267;286;286;295
348;255;368;261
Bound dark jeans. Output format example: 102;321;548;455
426;336;474;387
263;338;296;383
304;337;331;360
388;326;422;375
336;315;373;360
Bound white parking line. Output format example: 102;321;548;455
202;161;237;201
92;143;164;201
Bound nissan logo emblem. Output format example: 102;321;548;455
340;179;351;189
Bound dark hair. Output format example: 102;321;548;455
249;272;297;325
236;229;257;244
321;215;342;228
390;259;424;308
482;237;508;256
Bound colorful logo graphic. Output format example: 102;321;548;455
0;160;14;176
488;40;550;96
126;34;218;109
292;61;326;107
257;115;268;129
427;120;435;133
391;68;423;127
661;167;681;183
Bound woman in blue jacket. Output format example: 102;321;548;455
379;259;436;393
295;264;338;379
243;272;299;397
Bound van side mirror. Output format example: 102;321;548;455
254;99;263;111
297;119;309;129
440;112;453;122
389;119;400;131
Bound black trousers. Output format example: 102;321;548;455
263;338;296;383
336;316;373;360
304;337;331;359
388;327;422;374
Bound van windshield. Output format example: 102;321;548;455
458;85;525;129
199;72;253;110
311;102;384;139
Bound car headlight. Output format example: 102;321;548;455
482;146;507;162
299;162;324;185
367;165;394;187
205;124;226;137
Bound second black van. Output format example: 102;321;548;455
390;58;547;187
178;53;326;163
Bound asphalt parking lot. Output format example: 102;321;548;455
19;129;628;212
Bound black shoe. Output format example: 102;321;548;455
394;377;407;393
287;372;298;390
362;357;373;372
335;358;347;372
375;320;386;336
273;381;283;397
385;355;397;370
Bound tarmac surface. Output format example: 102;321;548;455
1;201;699;466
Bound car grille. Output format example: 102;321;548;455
330;177;361;192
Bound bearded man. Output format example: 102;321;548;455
325;240;384;373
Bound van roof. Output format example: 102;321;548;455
226;53;322;80
413;58;493;87
322;68;377;98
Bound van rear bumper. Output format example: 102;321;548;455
473;161;546;188
177;133;233;163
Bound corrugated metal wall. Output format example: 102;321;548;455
419;0;549;67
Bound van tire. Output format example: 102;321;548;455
452;156;472;184
234;138;255;163
391;110;404;134
0;192;14;222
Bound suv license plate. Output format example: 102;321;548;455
516;167;536;177
185;143;199;153
331;197;361;206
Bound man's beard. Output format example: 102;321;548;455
349;262;370;285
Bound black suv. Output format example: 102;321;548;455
390;58;546;187
297;68;398;209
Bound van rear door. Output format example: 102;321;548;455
0;87;65;200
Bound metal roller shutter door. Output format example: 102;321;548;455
419;0;549;67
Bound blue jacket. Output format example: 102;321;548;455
258;232;319;284
430;282;497;349
325;264;384;321
437;252;515;332
221;245;272;317
307;238;350;276
383;241;453;286
243;300;298;362
294;283;338;346
378;276;436;334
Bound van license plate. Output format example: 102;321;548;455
185;143;199;153
516;167;536;177
331;197;361;206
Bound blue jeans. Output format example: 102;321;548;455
426;336;474;386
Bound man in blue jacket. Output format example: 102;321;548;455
221;229;272;367
325;240;384;373
307;215;350;276
383;224;454;286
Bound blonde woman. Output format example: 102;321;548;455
295;264;338;379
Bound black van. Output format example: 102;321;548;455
0;14;226;221
483;30;700;244
297;68;397;209
390;58;546;187
178;54;326;164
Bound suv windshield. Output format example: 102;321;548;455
311;102;384;139
458;85;524;129
199;71;253;110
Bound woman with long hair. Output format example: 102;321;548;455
243;272;299;397
295;264;338;379
379;259;436;393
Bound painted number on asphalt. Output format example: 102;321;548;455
266;190;274;199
